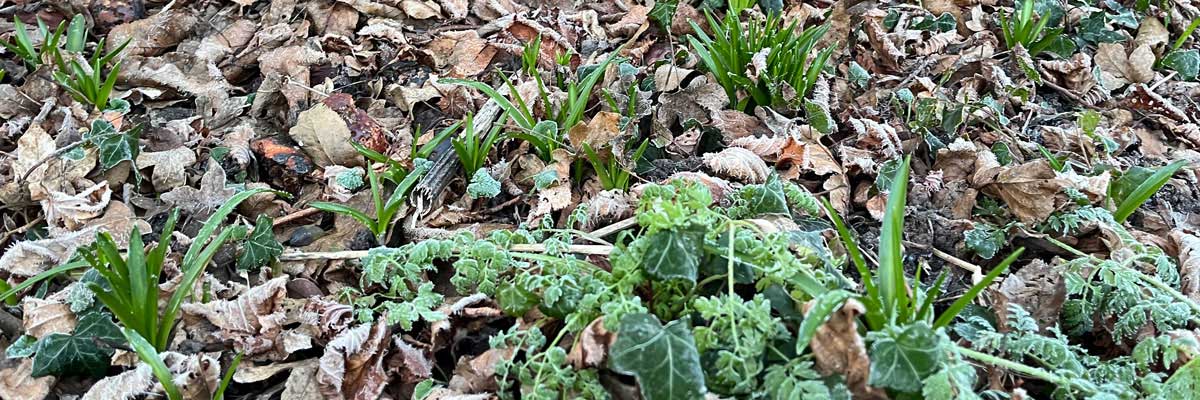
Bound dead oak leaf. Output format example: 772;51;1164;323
568;111;622;150
977;159;1067;224
803;298;886;399
181;277;291;360
161;159;238;218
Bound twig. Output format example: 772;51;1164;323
589;217;637;238
278;243;613;261
903;240;984;283
18;138;87;183
0;216;44;247
272;207;321;227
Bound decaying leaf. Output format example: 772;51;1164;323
182;278;294;360
804;298;885;399
160;159;238;218
317;319;390;400
136;147;197;192
703;147;771;183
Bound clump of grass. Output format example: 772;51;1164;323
452;113;509;176
581;140;648;191
80;188;272;351
822;156;1024;331
999;0;1064;56
443;37;621;161
3;14;129;110
688;12;833;111
310;158;430;244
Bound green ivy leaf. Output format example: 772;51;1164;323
739;174;789;216
237;215;283;270
911;13;956;32
5;335;37;358
30;312;121;377
847;62;869;88
867;322;944;393
610;313;707;400
1163;50;1200;81
641;227;705;282
648;0;679;32
804;99;836;135
86;119;139;170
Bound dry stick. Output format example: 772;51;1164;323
903;240;984;283
277;243;613;261
589;217;637;238
272;207;321;227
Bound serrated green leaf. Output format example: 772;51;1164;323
804;99;836;135
237;215;282;270
610;313;707;400
867;322;944;393
641;227;705;282
964;224;1004;259
467;169;501;199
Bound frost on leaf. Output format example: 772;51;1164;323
160;159;238;218
42;181;111;230
181;277;292;359
318;319;391;400
702;147;771;184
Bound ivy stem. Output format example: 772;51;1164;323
956;346;1092;396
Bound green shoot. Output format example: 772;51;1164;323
81;188;273;351
1110;160;1187;223
999;0;1064;56
2;16;66;68
123;328;182;400
214;352;243;400
311;159;430;243
1037;144;1067;172
452;113;509;176
688;12;833;111
825;156;1024;330
52;37;129;111
443;45;621;161
581;139;648;191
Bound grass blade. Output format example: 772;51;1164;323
933;248;1025;329
1113;160;1187;222
124;328;182;400
879;155;912;322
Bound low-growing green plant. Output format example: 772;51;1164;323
2;16;67;68
443;38;621;161
1108;160;1187;223
580;140;648;191
1159;18;1200;81
999;0;1064;56
452;113;509;176
822;156;1024;331
310;159;430;244
80;188;271;351
688;11;833;111
52;36;128;111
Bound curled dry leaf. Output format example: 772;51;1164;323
584;189;635;229
1173;230;1200;303
22;296;77;338
136;147;197;192
82;364;155;400
703;147;771;183
318;319;391;400
803;298;885;399
181;277;294;360
567;317;615;369
42;181;111;231
0;228;98;277
977;159;1068;224
568;111;623;150
995;259;1067;333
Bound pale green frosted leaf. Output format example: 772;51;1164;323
611;313;706;400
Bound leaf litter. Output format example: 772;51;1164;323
0;0;1199;399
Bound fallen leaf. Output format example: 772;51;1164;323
181;277;292;360
568;111;623;150
160;159;238;218
42;181;111;231
1096;43;1156;90
318;319;391;400
567;317;614;369
978;160;1067;224
289;103;364;168
804;298;885;399
136;147;198;192
703;147;771;183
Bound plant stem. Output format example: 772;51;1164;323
957;346;1091;396
1046;237;1200;321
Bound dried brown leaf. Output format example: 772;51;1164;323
318;319;391;400
703;147;771;183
